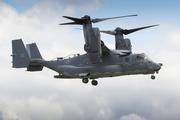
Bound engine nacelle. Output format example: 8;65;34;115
124;38;132;53
116;38;132;53
88;27;102;64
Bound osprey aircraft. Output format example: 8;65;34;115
11;15;162;86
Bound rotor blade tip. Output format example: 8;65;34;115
130;14;138;16
152;24;160;27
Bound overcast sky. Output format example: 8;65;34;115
0;0;180;120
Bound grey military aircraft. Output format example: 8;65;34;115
11;15;162;86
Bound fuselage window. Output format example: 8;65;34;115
125;58;130;65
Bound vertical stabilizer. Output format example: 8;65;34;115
26;43;44;71
26;43;42;59
11;39;30;68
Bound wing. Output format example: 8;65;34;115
101;40;131;56
101;40;110;55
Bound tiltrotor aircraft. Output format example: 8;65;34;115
11;15;162;86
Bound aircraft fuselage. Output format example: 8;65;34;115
32;52;161;79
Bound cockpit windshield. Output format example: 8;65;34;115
136;53;151;63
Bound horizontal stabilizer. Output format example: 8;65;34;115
27;64;43;71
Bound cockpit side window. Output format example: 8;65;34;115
137;55;143;63
136;54;150;63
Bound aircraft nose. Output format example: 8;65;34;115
159;63;163;67
148;62;162;71
154;64;161;71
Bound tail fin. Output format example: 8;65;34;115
26;43;42;59
11;39;43;71
11;39;30;68
26;43;44;71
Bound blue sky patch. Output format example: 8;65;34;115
1;0;36;13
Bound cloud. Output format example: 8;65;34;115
13;0;107;13
120;113;147;120
0;96;64;120
168;30;180;49
56;0;107;12
0;111;3;120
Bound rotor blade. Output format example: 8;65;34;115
92;14;137;23
60;22;82;25
122;24;159;35
60;16;84;25
62;16;82;22
100;30;116;35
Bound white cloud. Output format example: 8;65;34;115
13;0;107;13
168;30;180;48
120;113;147;120
1;96;64;120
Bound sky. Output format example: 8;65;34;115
0;0;180;120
